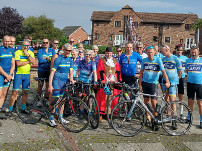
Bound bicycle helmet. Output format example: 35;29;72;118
104;85;112;95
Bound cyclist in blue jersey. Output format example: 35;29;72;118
175;44;188;119
161;45;183;129
0;36;15;114
185;46;202;128
51;39;59;54
154;45;164;59
92;45;100;67
48;43;75;127
78;48;84;61
76;49;97;118
139;46;170;130
71;48;80;81
119;42;142;87
113;47;122;61
37;39;56;105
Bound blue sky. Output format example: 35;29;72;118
1;0;202;34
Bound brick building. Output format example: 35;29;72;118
91;5;199;51
62;26;89;45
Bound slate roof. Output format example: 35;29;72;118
62;26;81;36
91;5;198;24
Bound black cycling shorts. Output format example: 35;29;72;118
122;75;137;87
142;81;158;100
38;71;50;82
187;82;202;100
177;78;185;94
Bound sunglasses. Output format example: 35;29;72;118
54;43;59;44
43;42;49;44
65;49;72;52
70;41;74;43
79;51;83;53
85;54;91;56
137;47;142;49
23;45;29;47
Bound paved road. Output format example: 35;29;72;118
0;87;202;151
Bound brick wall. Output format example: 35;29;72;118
70;28;88;45
92;8;197;51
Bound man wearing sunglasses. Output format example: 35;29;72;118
51;39;59;53
16;35;34;52
37;39;56;106
7;40;35;117
175;44;188;120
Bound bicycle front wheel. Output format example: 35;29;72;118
59;97;90;133
161;101;192;136
87;95;100;129
111;101;145;137
16;91;43;124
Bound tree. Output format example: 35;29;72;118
23;15;63;40
191;19;202;30
0;7;24;38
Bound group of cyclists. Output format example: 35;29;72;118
0;34;202;130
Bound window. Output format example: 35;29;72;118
165;37;170;43
185;24;190;30
153;36;158;42
167;25;170;29
95;33;99;40
154;24;157;28
109;35;112;41
132;22;138;28
115;21;121;27
180;39;183;44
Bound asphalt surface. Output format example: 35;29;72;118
0;85;202;151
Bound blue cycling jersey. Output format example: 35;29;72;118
52;55;73;73
0;46;14;73
37;48;56;71
162;55;182;85
119;52;142;76
185;57;202;84
94;54;100;67
155;53;164;60
175;55;188;78
71;57;80;78
141;56;164;84
78;59;96;83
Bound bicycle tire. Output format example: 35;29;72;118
87;95;100;129
59;97;90;133
161;101;192;136
16;90;43;124
106;94;124;124
111;101;145;137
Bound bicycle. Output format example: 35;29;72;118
16;83;90;133
73;81;100;129
110;85;192;137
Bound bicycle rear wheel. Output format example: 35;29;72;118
59;97;90;133
87;95;100;129
161;101;192;136
16;91;44;124
111;101;145;137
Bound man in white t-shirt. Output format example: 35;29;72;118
135;42;147;78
